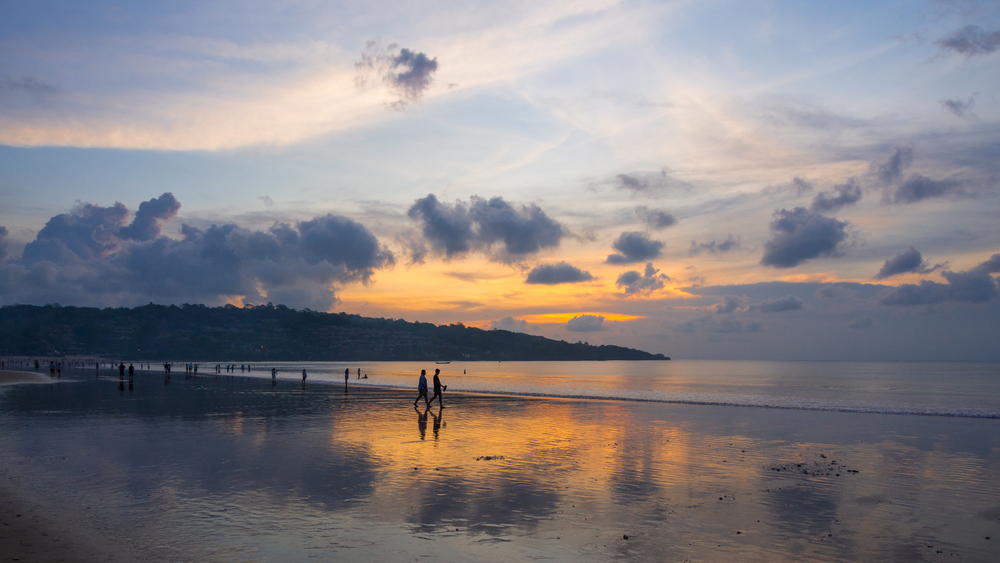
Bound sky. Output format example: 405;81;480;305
1;0;999;360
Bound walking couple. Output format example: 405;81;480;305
414;368;446;408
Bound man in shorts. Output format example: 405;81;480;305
414;369;429;407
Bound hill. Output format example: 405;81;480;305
0;303;668;361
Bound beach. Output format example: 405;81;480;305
0;364;998;562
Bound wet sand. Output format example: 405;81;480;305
0;370;52;385
0;370;998;562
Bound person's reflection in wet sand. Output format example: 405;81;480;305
430;408;444;441
119;381;125;394
415;406;428;440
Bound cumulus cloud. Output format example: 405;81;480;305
606;232;664;264
792;177;814;195
890;174;964;204
809;180;862;213
119;192;181;241
815;284;851;299
355;40;439;109
849;317;873;329
407;194;565;263
941;96;976;118
760;208;848;268
749;295;804;313
874;247;945;279
525;262;593;285
615;262;670;295
0;195;394;311
880;254;999;306
566;314;607;332
714;295;741;314
936;25;1000;56
872;147;913;185
635;206;677;229
491;316;530;333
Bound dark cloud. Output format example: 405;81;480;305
849;317;874;329
709;318;762;334
890;174;964;204
872;147;913;185
407;194;566;263
941;96;976;118
750;295;804;313
491;316;530;333
615;168;673;196
673;320;697;333
760;208;848;268
875;247;945;279
689;235;741;256
606;232;664;264
615;262;670;295
525;262;593;285
0;196;394;311
0;226;7;260
566;314;607;332
714;295;741;314
809;179;862;213
0;75;59;96
119;193;180;241
792;177;814;195
973;253;1000;274
936;25;1000;56
634;206;677;229
880;254;999;306
941;270;998;303
355;40;439;109
815;284;852;299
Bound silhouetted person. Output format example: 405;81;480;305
49;361;55;375
271;367;277;386
414;369;429;407
344;368;349;388
301;369;307;384
429;368;446;408
119;363;125;380
357;368;361;379
128;363;134;381
34;360;39;370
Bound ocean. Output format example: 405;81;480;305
1;360;998;562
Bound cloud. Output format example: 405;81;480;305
491;316;530;333
880;254;999;306
936;25;1000;56
1;196;394;311
616;262;670;295
407;194;565;263
973;253;1000;274
941;96;976;118
0;226;7;260
749;295;804;313
635;206;677;230
709;318;762;334
809;179;862;213
119;193;181;242
566;314;607;332
871;147;913;185
815;284;852;299
689;235;742;256
792;177;814;195
874;247;945;279
606;232;664;264
714;295;741;314
0;75;59;96
760;208;849;268
259;196;275;207
525;262;593;285
849;317;873;329
890;174;964;204
355;40;439;109
615;169;673;196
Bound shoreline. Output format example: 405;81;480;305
0;369;53;385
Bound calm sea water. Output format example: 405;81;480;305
224;360;1000;417
1;361;998;562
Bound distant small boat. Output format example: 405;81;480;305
435;360;451;364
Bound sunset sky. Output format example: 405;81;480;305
1;0;998;360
